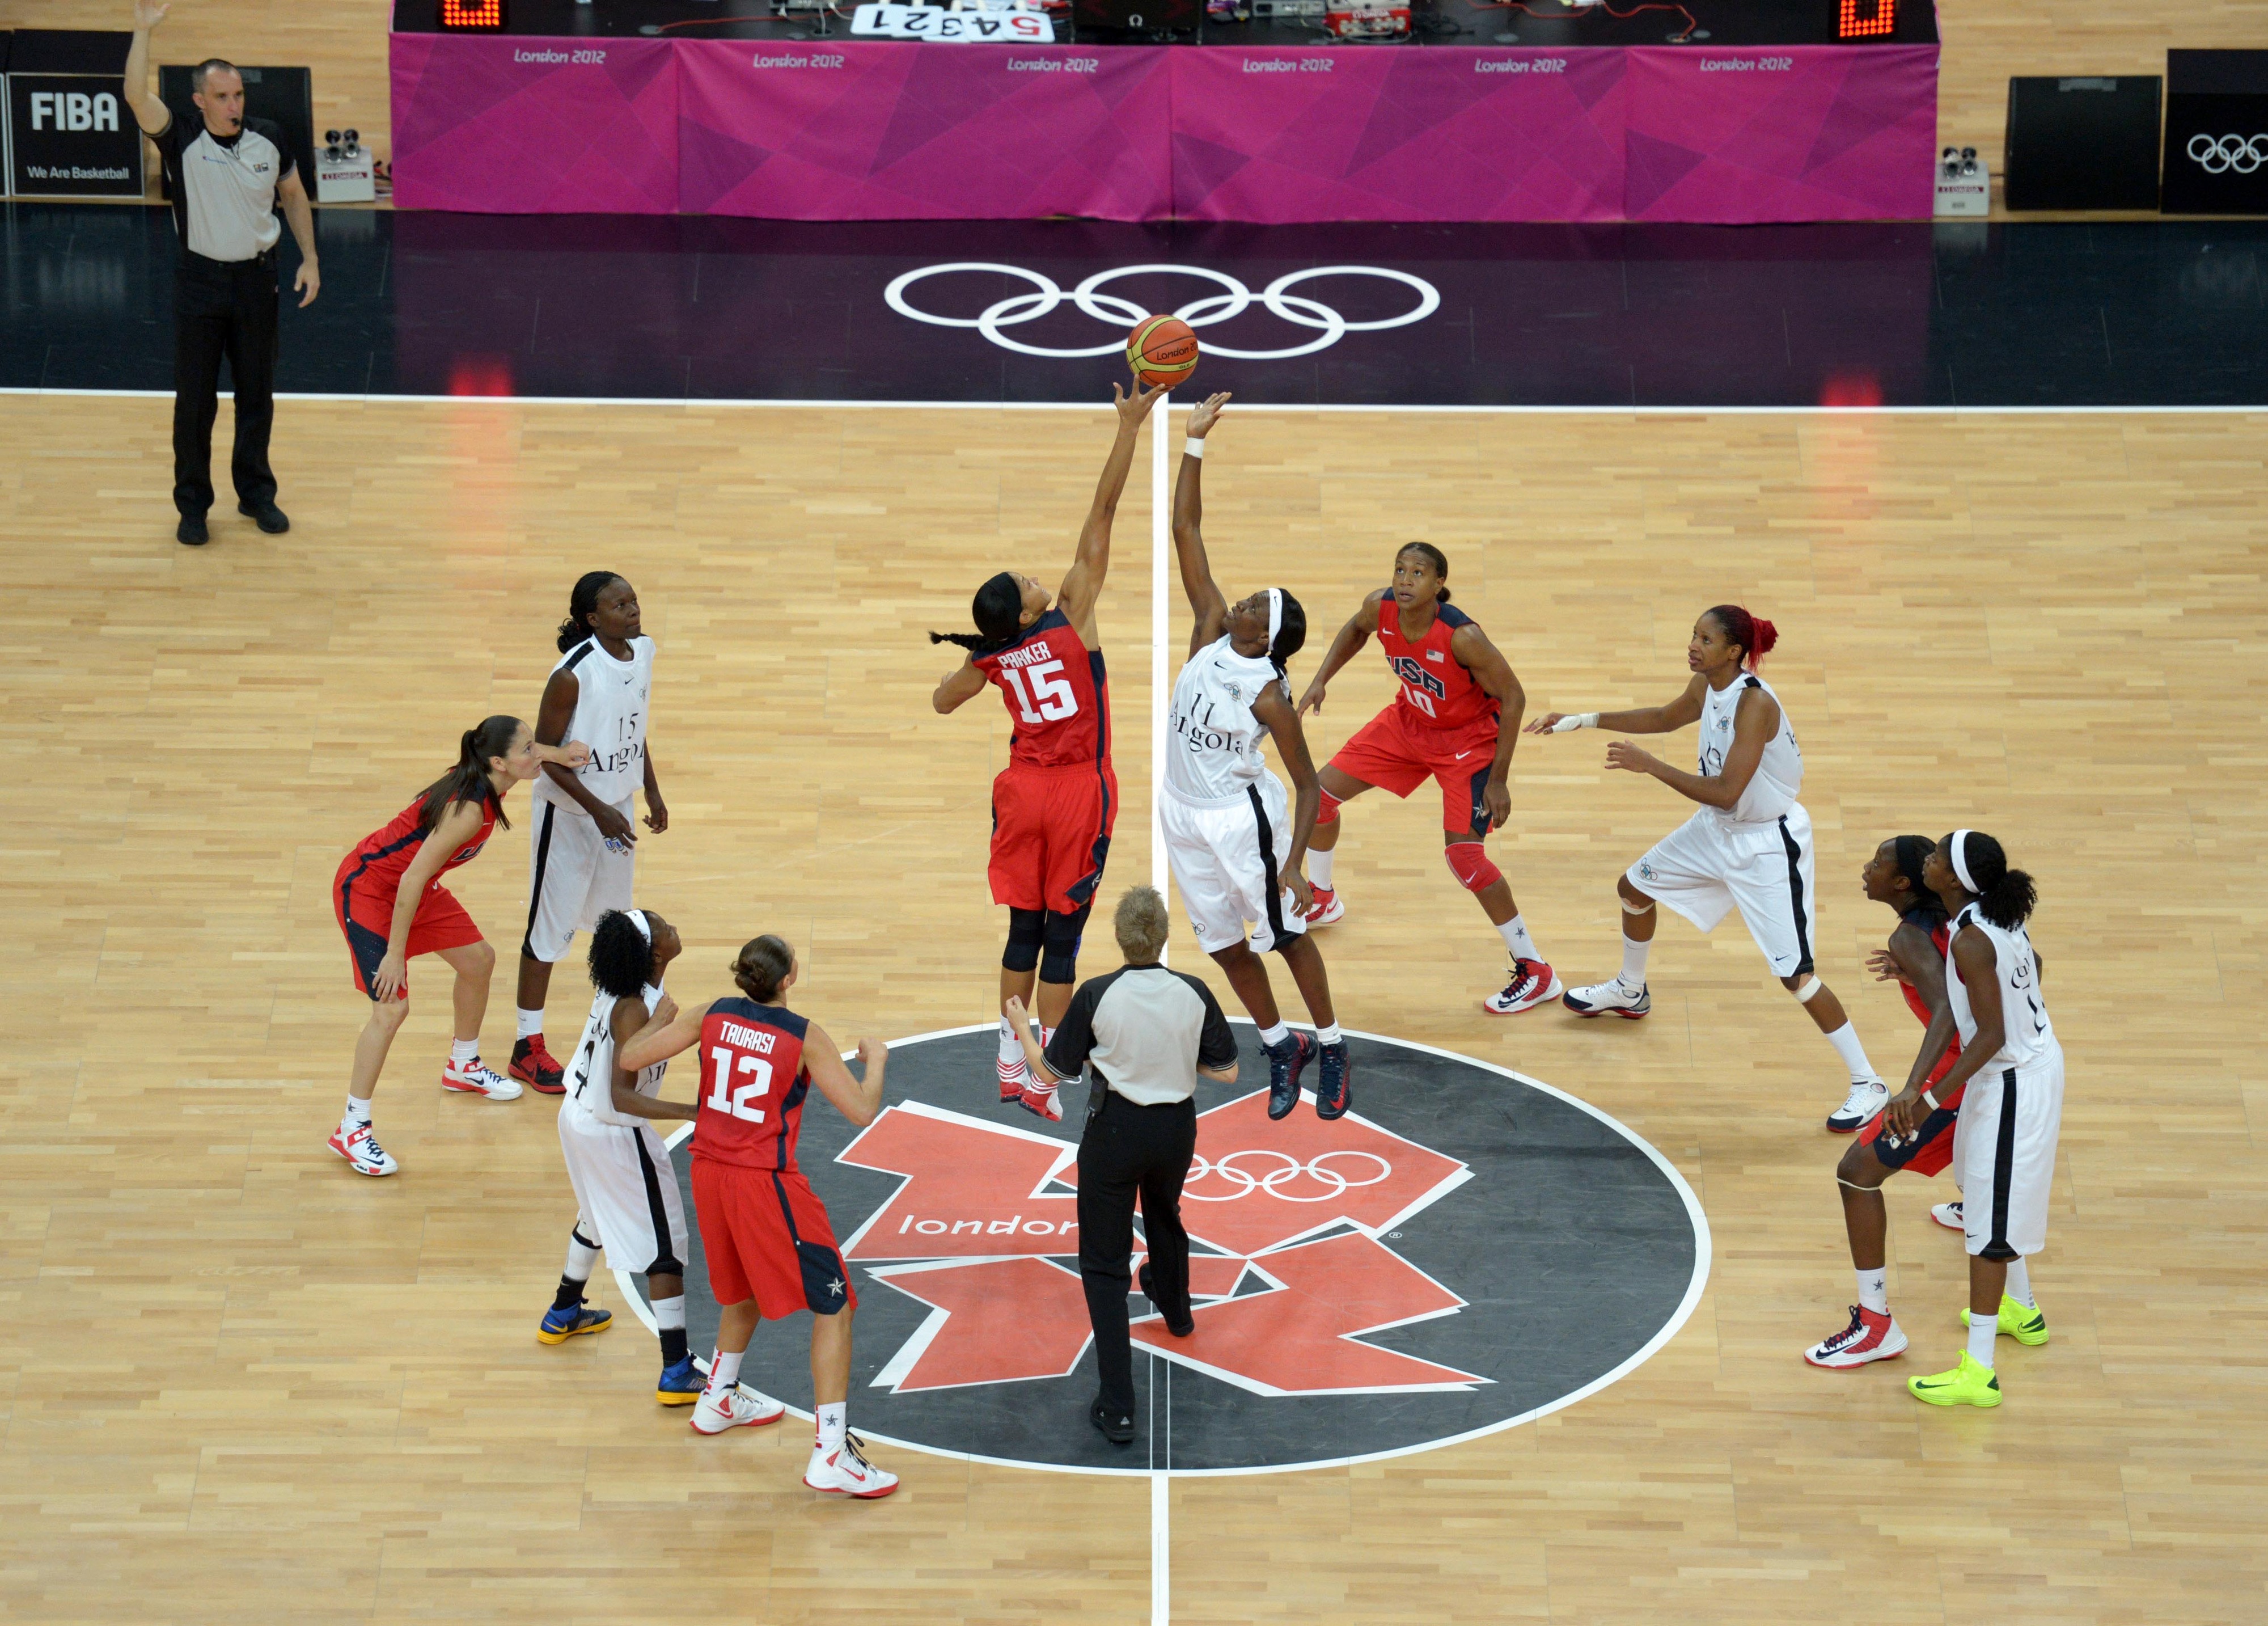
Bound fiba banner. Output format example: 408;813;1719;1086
7;73;142;197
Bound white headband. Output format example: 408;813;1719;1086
1948;831;1978;894
626;908;653;944
1266;587;1283;645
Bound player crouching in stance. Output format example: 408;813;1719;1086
1163;393;1350;1120
1901;831;2060;1409
1526;606;1889;1133
931;381;1164;1122
1805;836;1971;1369
328;717;588;1176
618;935;898;1496
1295;543;1557;1014
543;908;706;1405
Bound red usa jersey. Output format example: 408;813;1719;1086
974;609;1111;770
344;792;498;899
691;997;814;1172
1375;596;1498;732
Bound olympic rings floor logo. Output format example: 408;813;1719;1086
2187;133;2268;174
884;261;1441;361
1183;1148;1393;1203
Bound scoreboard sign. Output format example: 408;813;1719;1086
7;72;143;196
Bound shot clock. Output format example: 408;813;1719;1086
440;0;506;27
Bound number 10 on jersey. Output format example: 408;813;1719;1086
708;1046;774;1122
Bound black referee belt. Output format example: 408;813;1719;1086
179;246;276;272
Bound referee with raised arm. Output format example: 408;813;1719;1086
1008;886;1238;1446
123;1;319;547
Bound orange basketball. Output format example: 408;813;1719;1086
1128;314;1200;389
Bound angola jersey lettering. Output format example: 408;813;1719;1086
692;997;814;1172
973;609;1110;770
1375;597;1497;732
344;792;498;898
1947;906;2057;1070
533;634;654;816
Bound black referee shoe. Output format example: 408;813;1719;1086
176;514;208;546
238;499;291;534
1090;1396;1136;1446
1138;1262;1195;1337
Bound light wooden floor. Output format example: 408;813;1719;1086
2;394;2265;1623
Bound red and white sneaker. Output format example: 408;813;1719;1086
441;1056;522;1101
1302;886;1344;927
1483;958;1563;1015
509;1034;566;1095
1017;1079;1064;1124
997;1050;1029;1104
1931;1200;1964;1231
328;1118;397;1177
805;1435;899;1498
1803;1304;1908;1369
689;1384;787;1435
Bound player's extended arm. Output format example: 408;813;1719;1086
1613;684;1775;809
1252;684;1320;915
616;997;714;1075
1056;381;1165;643
1888;931;2000;1141
277;168;320;307
607;995;697;1122
124;2;172;135
366;797;483;999
532;666;633;846
1294;593;1384;716
1879;922;1957;1134
805;1024;887;1129
932;658;990;715
1453;623;1526;826
1525;674;1707;738
1172;393;1234;658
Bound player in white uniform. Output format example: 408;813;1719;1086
1163;394;1350;1121
511;572;669;1094
1527;606;1888;1131
538;907;705;1405
1897;830;2062;1409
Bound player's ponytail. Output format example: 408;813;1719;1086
417;715;521;835
731;935;796;1003
1267;588;1308;687
588;910;653;1000
558;571;625;653
929;572;1025;654
1705;604;1778;669
1943;829;2036;930
1395;542;1452;603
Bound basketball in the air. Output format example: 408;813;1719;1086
1128;315;1200;388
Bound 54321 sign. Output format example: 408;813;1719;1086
850;4;1057;39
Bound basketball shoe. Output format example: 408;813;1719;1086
442;1057;522;1100
509;1035;565;1094
1315;1040;1353;1121
657;1356;703;1406
328;1118;397;1177
538;1298;612;1343
1302;886;1344;927
1017;1079;1063;1124
1931;1200;1964;1231
806;1434;900;1496
691;1384;786;1434
1483;958;1562;1015
1138;1262;1195;1337
998;1049;1029;1104
1907;1352;2001;1408
1961;1295;2050;1346
1826;1078;1889;1134
1264;1031;1316;1121
1562;979;1649;1018
1803;1304;1908;1369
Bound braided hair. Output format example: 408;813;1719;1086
1267;589;1307;688
558;571;626;653
929;572;1025;655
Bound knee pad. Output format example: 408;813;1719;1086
1002;907;1044;974
1444;841;1502;893
1792;976;1825;1004
1620;893;1655;915
1040;903;1092;985
1315;789;1343;826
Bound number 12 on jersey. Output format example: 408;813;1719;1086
1002;658;1080;725
707;1046;774;1123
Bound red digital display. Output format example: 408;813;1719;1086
1838;0;1894;37
441;0;505;27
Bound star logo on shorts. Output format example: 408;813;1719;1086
827;1277;846;1297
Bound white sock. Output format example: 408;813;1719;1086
1308;847;1336;890
1259;1022;1290;1048
652;1294;686;1330
1822;1021;1876;1083
816;1401;847;1451
2003;1259;2035;1309
1966;1311;1999;1368
1855;1268;1888;1315
1316;1024;1342;1046
997;1020;1022;1065
564;1232;600;1280
706;1349;743;1393
449;1037;479;1066
1496;913;1538;961
515;1007;543;1040
1618;933;1651;991
344;1094;373;1124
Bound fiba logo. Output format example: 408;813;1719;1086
27;91;120;132
2187;134;2268;174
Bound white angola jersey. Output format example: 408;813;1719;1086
562;983;670;1129
1945;906;2058;1069
1165;635;1285;806
532;634;655;817
1697;671;1803;824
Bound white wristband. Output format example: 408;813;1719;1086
1183;437;1205;459
1921;1088;1940;1111
1550;712;1600;733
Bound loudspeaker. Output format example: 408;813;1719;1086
158;63;315;206
2163;50;2268;216
2004;75;2161;211
1074;0;1196;38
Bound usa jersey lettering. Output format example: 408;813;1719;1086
1374;598;1497;732
973;609;1110;770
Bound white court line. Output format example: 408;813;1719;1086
1148;396;1173;1626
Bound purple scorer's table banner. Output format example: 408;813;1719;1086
387;31;1937;222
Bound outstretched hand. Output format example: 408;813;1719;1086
1114;378;1167;424
1184;391;1232;439
134;0;169;29
1295;682;1327;717
1524;712;1567;735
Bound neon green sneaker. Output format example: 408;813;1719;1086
1907;1351;2002;1408
1960;1295;2049;1347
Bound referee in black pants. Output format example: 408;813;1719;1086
1009;885;1238;1445
125;1;320;547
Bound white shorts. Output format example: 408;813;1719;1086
1162;774;1310;956
1957;1046;2064;1260
558;1107;689;1276
523;795;635;963
1627;802;1818;979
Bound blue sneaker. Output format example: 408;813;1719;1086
1315;1041;1352;1120
1266;1032;1315;1121
537;1298;613;1345
657;1354;703;1405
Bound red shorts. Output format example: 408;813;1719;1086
1856;1049;1964;1178
332;852;484;1001
989;760;1117;915
1328;704;1501;834
692;1159;857;1319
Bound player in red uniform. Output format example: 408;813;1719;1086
930;379;1164;1121
618;934;897;1499
1294;543;1556;1013
1803;835;1973;1368
328;716;589;1176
